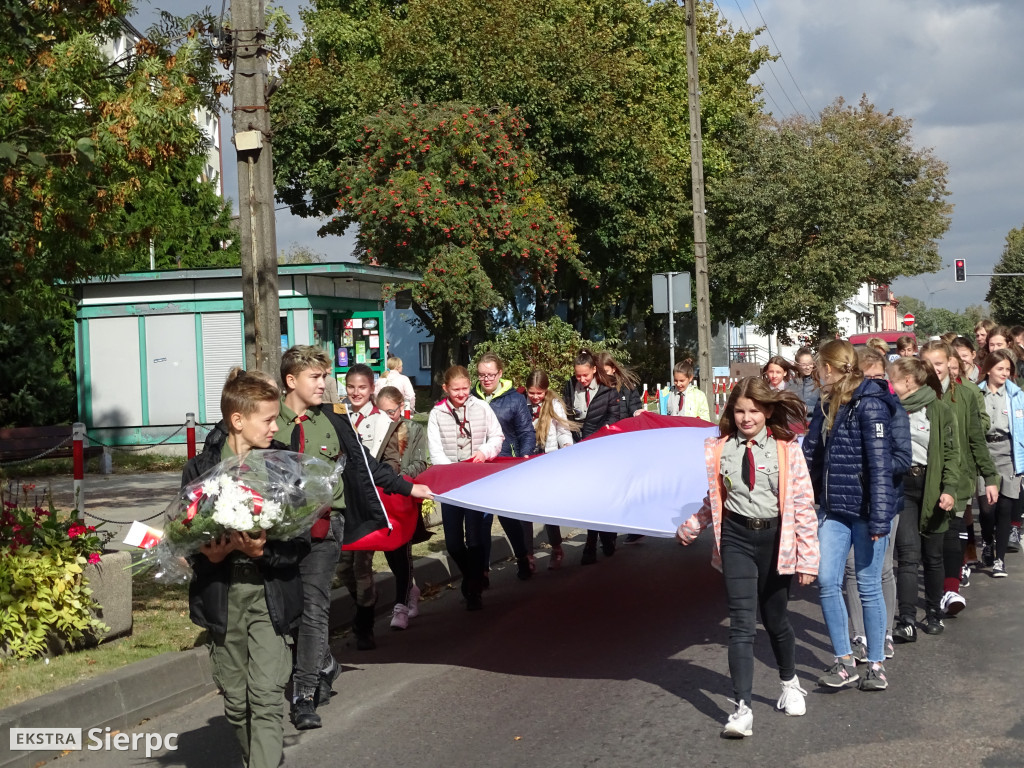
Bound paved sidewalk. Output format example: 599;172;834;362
19;472;183;550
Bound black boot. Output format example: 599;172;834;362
290;696;321;730
600;531;617;557
352;605;377;650
464;575;484;611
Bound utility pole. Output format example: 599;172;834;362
684;0;713;403
231;0;280;375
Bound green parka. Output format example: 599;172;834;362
942;378;1000;513
906;395;960;534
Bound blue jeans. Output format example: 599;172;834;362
818;514;888;664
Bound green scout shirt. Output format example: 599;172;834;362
277;401;345;511
720;427;779;520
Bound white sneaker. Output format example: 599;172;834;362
721;700;753;738
408;583;421;618
940;590;966;617
776;677;807;716
390;603;409;630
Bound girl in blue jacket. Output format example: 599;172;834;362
975;349;1024;577
803;340;897;693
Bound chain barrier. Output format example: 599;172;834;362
0;437;74;467
85;425;186;453
84;508;166;525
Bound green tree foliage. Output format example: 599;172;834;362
272;0;769;336
337;102;583;376
0;288;76;427
0;2;239;426
896;295;984;340
987;226;1024;327
469;318;621;389
709;97;952;341
0;0;237;317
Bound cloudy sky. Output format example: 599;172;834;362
134;0;1023;311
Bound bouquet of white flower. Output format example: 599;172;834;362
126;450;343;579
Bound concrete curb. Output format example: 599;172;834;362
0;647;214;768
0;529;551;768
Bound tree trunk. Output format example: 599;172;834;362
429;327;463;400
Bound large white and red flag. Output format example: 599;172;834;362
425;413;718;538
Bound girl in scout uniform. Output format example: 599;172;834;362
676;377;819;738
975;349;1024;577
427;365;505;610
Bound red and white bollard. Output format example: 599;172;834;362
403;409;412;420
72;422;86;514
186;412;197;459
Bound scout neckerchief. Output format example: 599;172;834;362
295;414;309;452
447;399;472;440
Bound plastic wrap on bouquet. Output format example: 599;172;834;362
128;450;342;581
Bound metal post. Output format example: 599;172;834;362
684;0;713;400
232;0;281;377
667;271;676;382
72;422;86;515
186;412;197;459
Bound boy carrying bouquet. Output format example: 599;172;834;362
181;368;309;768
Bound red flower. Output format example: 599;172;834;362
88;552;102;565
68;524;87;538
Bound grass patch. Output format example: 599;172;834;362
370;535;448;572
0;571;203;711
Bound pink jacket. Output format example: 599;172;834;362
679;435;820;576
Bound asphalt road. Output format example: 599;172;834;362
55;534;1024;768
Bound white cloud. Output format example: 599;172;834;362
726;0;1024;309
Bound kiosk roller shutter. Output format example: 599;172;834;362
202;313;244;422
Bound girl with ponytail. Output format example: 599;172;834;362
802;340;901;692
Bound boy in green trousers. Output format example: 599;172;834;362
182;368;309;768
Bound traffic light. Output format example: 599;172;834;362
954;259;966;283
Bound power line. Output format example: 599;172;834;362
748;0;818;115
711;0;784;116
726;0;801;116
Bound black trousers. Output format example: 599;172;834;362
720;515;795;706
895;473;944;619
978;494;1014;561
943;516;966;580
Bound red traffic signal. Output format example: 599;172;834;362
954;259;966;283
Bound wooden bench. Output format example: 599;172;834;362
0;425;101;463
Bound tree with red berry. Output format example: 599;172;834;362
335;102;584;383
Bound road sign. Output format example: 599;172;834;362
903;313;915;326
652;272;692;314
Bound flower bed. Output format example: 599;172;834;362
0;483;112;659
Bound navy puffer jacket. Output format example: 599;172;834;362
802;378;898;537
474;379;537;457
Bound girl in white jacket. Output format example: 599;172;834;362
525;369;580;568
427;365;504;610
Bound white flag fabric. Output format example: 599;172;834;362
434;425;718;537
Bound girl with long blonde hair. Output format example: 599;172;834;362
802;340;901;692
524;369;580;568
